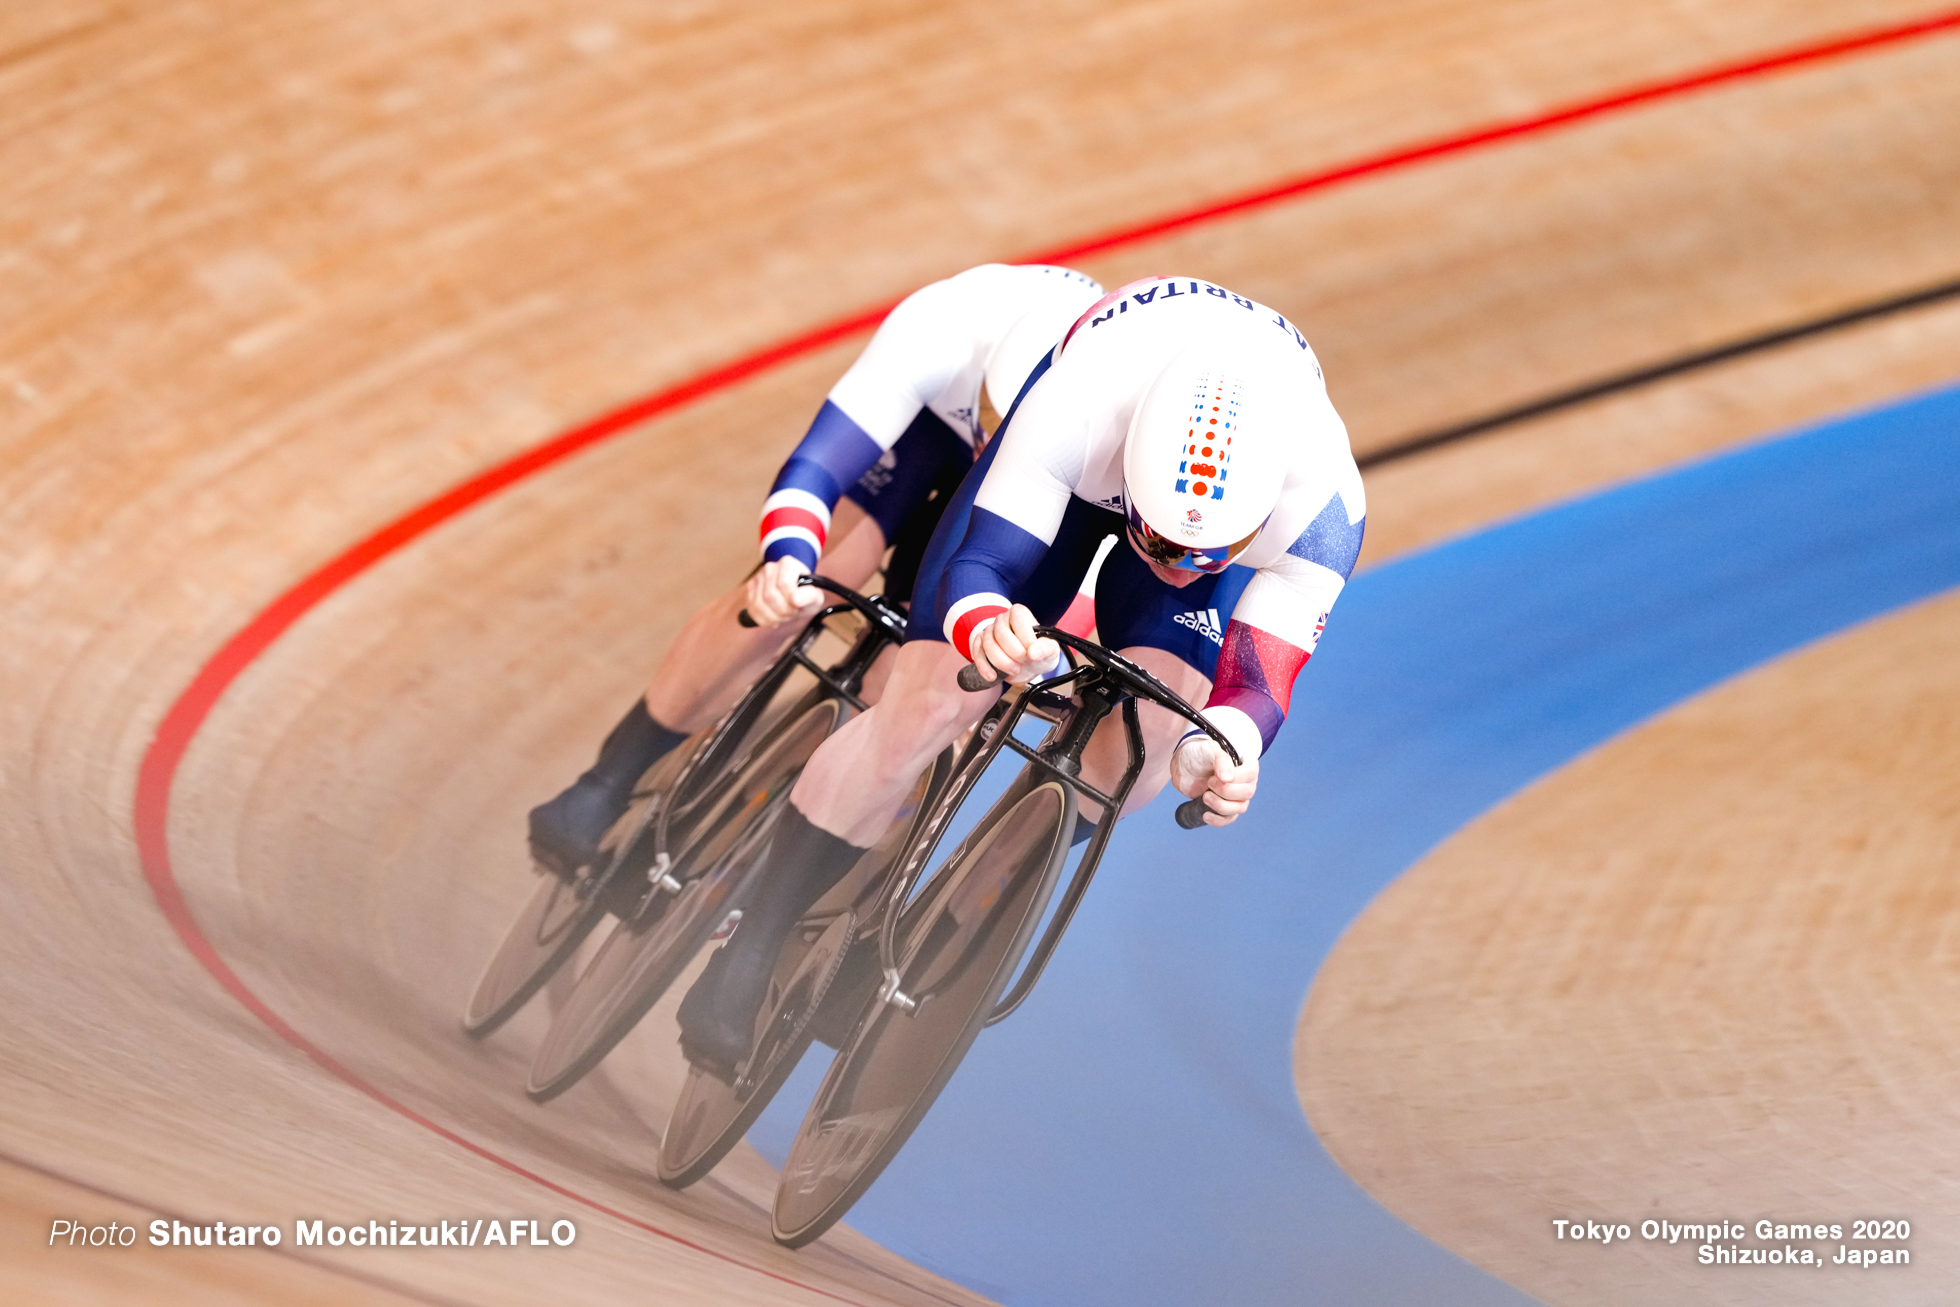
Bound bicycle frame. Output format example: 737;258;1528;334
871;628;1241;1026
648;579;911;882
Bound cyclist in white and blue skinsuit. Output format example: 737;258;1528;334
527;264;1102;877
677;275;1367;1075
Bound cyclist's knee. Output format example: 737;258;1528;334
859;644;900;706
885;641;984;724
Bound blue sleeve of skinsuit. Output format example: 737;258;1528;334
762;400;888;567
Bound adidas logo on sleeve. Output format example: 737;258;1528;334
1173;607;1225;645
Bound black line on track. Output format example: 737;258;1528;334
1;1149;476;1307
1358;273;1960;470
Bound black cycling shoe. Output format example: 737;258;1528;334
675;805;868;1081
527;778;625;880
675;946;760;1082
528;699;689;879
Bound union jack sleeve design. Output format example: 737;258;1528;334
943;592;1012;662
1285;491;1364;578
758;489;830;571
1202;618;1319;752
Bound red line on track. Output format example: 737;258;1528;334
130;8;1960;1298
1025;6;1960;264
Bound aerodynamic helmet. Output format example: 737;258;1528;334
1121;342;1288;573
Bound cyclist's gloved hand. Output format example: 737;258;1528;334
745;556;824;628
1170;735;1259;827
972;603;1060;685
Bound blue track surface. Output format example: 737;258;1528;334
749;379;1960;1305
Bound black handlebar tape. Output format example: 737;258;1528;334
1175;796;1212;829
956;662;998;693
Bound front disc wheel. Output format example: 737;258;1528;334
770;779;1073;1247
524;698;844;1100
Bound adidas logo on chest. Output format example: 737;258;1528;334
1174;607;1225;645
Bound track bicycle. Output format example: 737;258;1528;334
650;627;1231;1246
519;578;916;1100
457;577;901;1043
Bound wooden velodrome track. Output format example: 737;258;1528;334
4;1;1958;1302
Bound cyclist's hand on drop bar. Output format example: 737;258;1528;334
963;604;1058;689
742;557;824;628
1170;734;1259;827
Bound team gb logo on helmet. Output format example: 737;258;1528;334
1174;373;1239;534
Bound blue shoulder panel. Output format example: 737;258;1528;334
1284;492;1364;579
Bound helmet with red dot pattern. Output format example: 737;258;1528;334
1121;342;1287;573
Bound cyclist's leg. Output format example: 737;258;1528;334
677;640;1003;1071
678;455;1104;1069
648;407;969;730
527;503;885;877
1074;542;1257;820
801;486;1114;844
527;693;694;876
532;406;972;878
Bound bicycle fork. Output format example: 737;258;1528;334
875;669;1144;1019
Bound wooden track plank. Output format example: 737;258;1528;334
1073;30;1960;459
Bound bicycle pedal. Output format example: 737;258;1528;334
645;852;683;894
529;849;583;886
679;1038;741;1087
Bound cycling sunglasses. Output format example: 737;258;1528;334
1123;505;1264;574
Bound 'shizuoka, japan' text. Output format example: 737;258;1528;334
1551;1217;1912;1268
